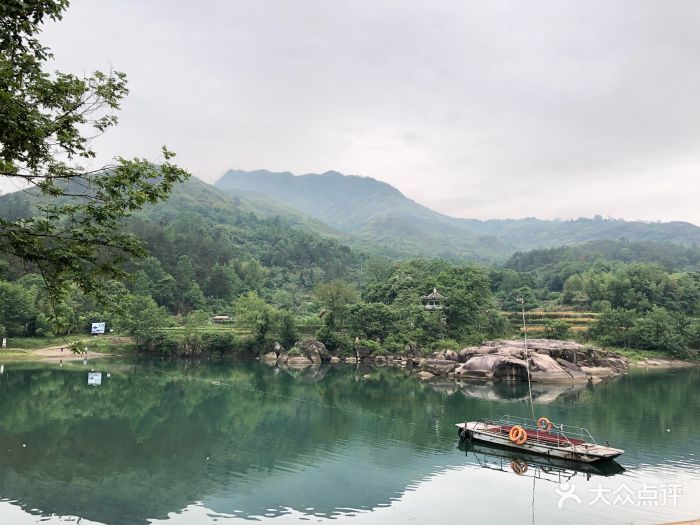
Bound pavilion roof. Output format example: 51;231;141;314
421;288;446;300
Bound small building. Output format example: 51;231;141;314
212;315;231;324
421;288;446;310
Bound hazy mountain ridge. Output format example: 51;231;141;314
4;171;700;265
216;169;516;261
215;169;700;261
461;217;700;250
215;169;454;232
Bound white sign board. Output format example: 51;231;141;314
87;372;102;386
91;322;106;335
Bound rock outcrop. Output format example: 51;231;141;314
296;340;329;364
444;349;459;362
356;345;373;358
421;359;460;376
272;338;630;386
447;339;627;384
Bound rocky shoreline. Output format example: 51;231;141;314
260;338;632;384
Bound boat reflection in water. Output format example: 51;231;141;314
458;440;625;483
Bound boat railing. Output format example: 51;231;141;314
478;414;597;446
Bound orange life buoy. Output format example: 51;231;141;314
509;425;521;442
537;417;554;431
509;425;528;445
510;458;529;475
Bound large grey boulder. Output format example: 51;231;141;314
456;355;523;380
452;339;627;383
580;366;615;377
356;346;373;358
422;359;459;376
444;349;459;362
459;345;498;362
455;352;588;384
298;340;329;364
527;352;587;383
594;355;629;372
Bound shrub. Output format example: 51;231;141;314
431;338;461;351
362;339;383;353
279;312;298;349
542;320;570;340
591;300;612;313
384;334;411;355
201;332;240;356
628;307;689;356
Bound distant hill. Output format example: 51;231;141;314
216;169;513;262
0;177;364;288
139;176;339;238
215;169;700;261
462;217;700;251
5;171;700;266
505;239;700;273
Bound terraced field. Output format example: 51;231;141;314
505;310;600;337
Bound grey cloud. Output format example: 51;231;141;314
7;0;697;224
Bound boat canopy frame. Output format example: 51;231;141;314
473;414;598;447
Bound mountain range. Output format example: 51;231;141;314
215;169;700;262
2;168;699;264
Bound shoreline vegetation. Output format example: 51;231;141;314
2;332;695;374
4;247;700;372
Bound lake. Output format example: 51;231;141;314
0;358;697;524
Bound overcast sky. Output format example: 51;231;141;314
18;0;700;223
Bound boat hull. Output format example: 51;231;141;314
459;440;625;476
456;422;623;463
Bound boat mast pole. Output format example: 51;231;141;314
519;297;536;422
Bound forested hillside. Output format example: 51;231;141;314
1;176;699;358
466;217;700;251
217;169;512;262
0;177;364;338
216;169;700;261
505;240;700;273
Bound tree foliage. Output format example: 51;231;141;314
0;1;189;306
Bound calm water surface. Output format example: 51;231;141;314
0;358;698;524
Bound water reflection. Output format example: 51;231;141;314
0;359;697;525
424;377;589;403
459;440;625;480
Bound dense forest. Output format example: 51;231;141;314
1;178;699;358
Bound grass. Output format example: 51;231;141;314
158;326;252;334
0;350;33;359
3;335;84;350
602;346;699;362
2;334;136;354
506;311;601;319
87;336;137;354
